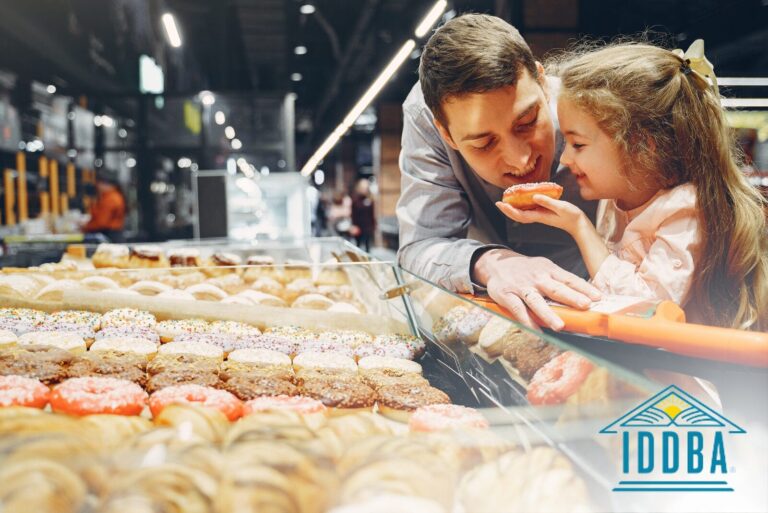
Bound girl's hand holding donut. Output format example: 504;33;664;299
497;193;587;235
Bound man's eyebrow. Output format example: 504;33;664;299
513;101;539;123
459;100;540;142
460;131;492;142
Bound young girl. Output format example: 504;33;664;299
497;42;768;331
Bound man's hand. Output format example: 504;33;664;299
496;194;587;236
473;248;601;330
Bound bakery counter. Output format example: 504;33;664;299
0;290;600;512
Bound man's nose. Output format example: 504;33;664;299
501;137;532;170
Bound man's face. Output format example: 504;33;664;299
435;65;556;189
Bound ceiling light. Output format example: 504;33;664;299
200;91;215;106
718;77;768;86
224;126;236;139
161;13;182;48
300;4;315;15
415;0;447;38
721;98;768;108
301;39;416;176
294;46;308;55
214;111;226;125
291;73;303;82
231;138;242;150
46;84;56;94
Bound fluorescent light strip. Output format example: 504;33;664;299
721;98;768;108
301;39;416;176
415;0;447;38
162;13;182;48
719;77;768;87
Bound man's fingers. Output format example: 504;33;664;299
537;279;593;310
519;288;565;331
492;292;538;330
552;268;602;302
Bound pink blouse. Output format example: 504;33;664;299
592;183;702;307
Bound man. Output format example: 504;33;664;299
83;175;126;242
397;14;601;330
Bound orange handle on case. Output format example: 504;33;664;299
460;294;768;367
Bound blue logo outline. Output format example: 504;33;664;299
600;385;746;493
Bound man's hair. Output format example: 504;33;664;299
419;13;538;126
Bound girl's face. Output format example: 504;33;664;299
557;98;657;210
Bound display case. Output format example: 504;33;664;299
1;241;764;512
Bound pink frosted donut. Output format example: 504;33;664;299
51;377;148;416
149;384;243;421
243;395;326;416
526;351;594;405
0;375;50;408
409;404;489;432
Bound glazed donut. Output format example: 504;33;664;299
158;340;224;360
243;395;326;416
502;181;563;210
293;351;357;374
51;376;148;415
149;383;243;421
18;331;87;353
0;375;50;408
526;351;594;405
90;336;158;357
409;404;489;432
227;348;292;367
358;356;422;375
0;329;18;347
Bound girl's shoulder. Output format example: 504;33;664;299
645;183;698;226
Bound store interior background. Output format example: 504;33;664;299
0;0;766;265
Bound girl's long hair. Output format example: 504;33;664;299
549;42;768;330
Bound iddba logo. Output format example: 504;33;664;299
600;385;745;493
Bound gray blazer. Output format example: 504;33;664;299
396;81;598;292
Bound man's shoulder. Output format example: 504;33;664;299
403;82;431;117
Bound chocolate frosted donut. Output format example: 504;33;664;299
377;383;451;415
0;345;74;385
219;374;298;400
147;353;220;376
219;362;296;384
145;369;221;394
300;378;376;411
68;351;148;387
502;337;561;381
360;368;430;391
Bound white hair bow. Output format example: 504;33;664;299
672;39;719;97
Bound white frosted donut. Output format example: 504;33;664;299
185;283;229;301
128;280;173;295
235;290;286;307
292;293;334;310
227;348;292;367
0;329;18;347
327;302;361;314
156;319;210;342
18;331;87;353
159;340;224;360
33;280;81;301
358;356;422;375
155;289;197;301
101;308;156;329
79;276;121;291
90;336;158;357
0;275;41;298
293;351;357;374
